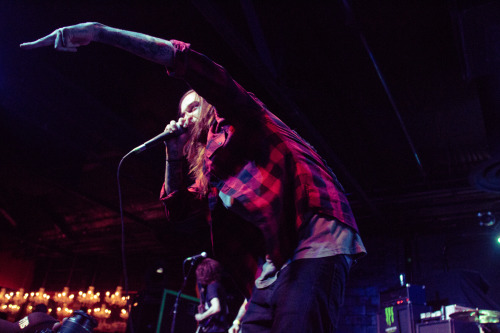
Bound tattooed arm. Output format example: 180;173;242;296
20;22;175;67
21;22;196;194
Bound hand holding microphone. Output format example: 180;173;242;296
131;113;197;154
164;114;197;160
164;113;197;134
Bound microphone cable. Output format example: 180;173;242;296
116;149;136;333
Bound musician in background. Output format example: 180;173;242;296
195;258;230;333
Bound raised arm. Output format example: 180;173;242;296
20;22;176;67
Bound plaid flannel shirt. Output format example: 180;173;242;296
161;40;359;266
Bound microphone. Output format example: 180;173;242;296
185;251;207;261
131;127;187;154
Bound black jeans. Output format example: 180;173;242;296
241;255;350;333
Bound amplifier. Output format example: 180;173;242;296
416;320;480;333
381;284;426;306
378;303;428;333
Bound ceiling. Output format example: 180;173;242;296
1;1;500;292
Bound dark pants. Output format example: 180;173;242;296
241;255;350;333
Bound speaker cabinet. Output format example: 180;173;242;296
126;289;198;333
416;320;480;333
378;304;428;333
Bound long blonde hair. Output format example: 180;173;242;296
179;90;215;196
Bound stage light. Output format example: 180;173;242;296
477;211;496;227
53;287;74;306
78;286;100;308
105;286;128;307
399;274;405;286
93;304;111;319
29;287;50;305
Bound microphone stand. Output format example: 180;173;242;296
170;259;196;333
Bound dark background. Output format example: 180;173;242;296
0;0;499;327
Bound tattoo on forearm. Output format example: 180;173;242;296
99;29;174;64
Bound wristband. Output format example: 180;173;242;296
233;319;240;326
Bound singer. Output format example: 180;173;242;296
21;22;366;333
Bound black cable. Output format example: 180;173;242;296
117;149;136;333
